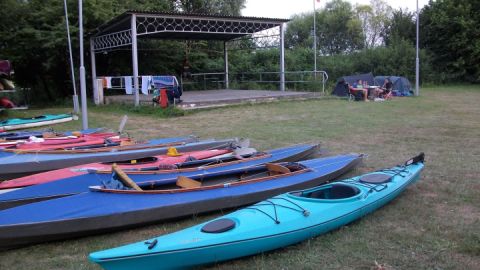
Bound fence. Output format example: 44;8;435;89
181;70;328;93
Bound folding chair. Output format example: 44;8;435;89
379;89;393;100
348;86;366;101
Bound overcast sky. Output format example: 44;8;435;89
242;0;430;19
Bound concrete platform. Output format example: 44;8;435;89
104;90;321;110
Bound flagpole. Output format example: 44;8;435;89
79;0;88;129
313;0;317;76
63;0;79;114
415;0;420;96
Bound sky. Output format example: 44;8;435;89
243;0;430;19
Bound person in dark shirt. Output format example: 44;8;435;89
375;78;393;98
382;78;393;92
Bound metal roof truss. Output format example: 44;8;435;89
92;13;284;52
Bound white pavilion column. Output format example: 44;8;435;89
131;14;140;106
224;41;229;89
78;0;88;129
90;38;98;104
279;23;285;91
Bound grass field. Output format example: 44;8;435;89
0;85;479;269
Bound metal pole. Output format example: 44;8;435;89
415;0;420;96
131;14;139;106
90;38;98;104
313;0;317;76
63;0;79;114
224;41;229;89
78;0;88;129
279;23;285;91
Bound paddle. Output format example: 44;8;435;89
118;115;128;134
111;163;142;191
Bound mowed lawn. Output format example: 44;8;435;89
0;85;478;269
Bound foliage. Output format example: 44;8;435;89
0;0;245;103
355;0;393;48
228;38;434;89
318;38;433;86
383;9;416;46
420;0;480;83
174;0;245;14
285;0;364;55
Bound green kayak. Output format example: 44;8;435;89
0;114;73;131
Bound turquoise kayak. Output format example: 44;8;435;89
0;114;73;131
89;153;425;270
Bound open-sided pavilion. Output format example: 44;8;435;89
89;10;290;106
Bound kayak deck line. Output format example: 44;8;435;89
243;197;311;224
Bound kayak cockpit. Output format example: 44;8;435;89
101;156;159;166
290;183;361;201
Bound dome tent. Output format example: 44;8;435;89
331;73;374;97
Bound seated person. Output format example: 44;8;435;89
376;78;393;98
351;79;369;101
354;79;363;88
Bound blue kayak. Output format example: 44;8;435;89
0;136;233;180
89;153;424;270
0;144;319;210
0;153;362;250
0;114;73;132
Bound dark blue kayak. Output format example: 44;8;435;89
0;144;319;210
0;153;362;250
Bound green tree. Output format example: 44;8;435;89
383;9;416;46
285;0;364;55
319;0;364;54
355;0;393;48
173;0;245;15
421;0;480;82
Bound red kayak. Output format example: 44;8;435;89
0;132;118;149
0;148;231;189
0;140;17;148
12;133;122;150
